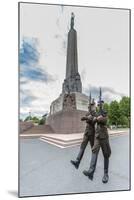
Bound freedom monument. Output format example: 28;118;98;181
46;13;89;134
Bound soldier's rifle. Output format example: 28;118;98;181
89;91;92;112
98;87;103;116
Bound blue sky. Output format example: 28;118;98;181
20;3;130;119
20;37;55;82
20;37;56;119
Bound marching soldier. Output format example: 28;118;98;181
83;88;111;183
70;93;96;169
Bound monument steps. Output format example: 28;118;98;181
40;136;82;149
40;134;82;143
20;134;42;139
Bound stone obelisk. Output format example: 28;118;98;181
62;13;82;94
46;13;89;134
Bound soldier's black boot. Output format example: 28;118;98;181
83;152;98;180
70;160;80;169
70;149;84;169
102;158;109;183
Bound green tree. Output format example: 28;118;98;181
39;118;45;125
32;116;40;124
103;103;109;113
119;96;130;127
24;115;40;124
109;100;120;127
39;114;47;125
24;116;32;122
118;115;129;127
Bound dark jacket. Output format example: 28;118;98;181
84;111;96;136
95;110;109;139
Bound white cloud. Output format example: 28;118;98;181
20;3;129;119
20;78;62;119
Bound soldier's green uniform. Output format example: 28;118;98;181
81;110;96;145
70;102;96;169
83;108;111;183
92;111;111;157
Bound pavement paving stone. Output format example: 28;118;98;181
19;133;130;197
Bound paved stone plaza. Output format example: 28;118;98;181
19;132;130;197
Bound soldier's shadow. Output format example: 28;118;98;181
7;190;18;197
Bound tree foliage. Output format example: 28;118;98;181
109;101;120;126
104;96;130;128
39;118;45;125
24;114;47;125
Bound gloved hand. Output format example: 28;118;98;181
81;117;87;121
93;117;97;123
87;115;93;121
97;115;103;120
